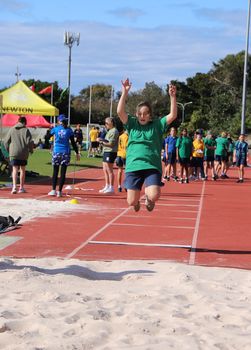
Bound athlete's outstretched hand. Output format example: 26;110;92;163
121;78;132;94
168;84;176;98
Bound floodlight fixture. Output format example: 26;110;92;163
177;101;193;123
64;31;80;125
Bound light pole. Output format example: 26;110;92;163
109;86;113;118
177;102;193;123
64;31;80;125
241;0;251;135
15;66;21;82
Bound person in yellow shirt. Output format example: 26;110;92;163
88;126;99;157
116;130;129;192
191;130;205;180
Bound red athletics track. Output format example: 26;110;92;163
0;166;251;270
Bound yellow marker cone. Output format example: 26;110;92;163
69;198;79;204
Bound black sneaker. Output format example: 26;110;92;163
212;175;217;181
236;179;244;183
145;196;155;212
174;176;179;182
185;178;189;184
118;186;122;192
134;201;141;212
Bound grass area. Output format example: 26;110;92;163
0;149;102;185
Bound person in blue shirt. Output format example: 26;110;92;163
234;134;249;183
162;127;178;181
48;114;80;197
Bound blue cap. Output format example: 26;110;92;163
58;114;68;122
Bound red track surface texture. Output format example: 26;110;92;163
1;167;250;270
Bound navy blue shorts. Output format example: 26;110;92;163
10;159;27;166
236;157;247;167
166;152;176;165
215;155;227;162
52;152;71;166
116;156;126;168
91;141;98;148
191;157;204;167
179;157;190;166
204;156;214;162
103;152;117;164
124;169;162;190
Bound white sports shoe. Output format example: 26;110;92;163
103;186;114;194
48;190;56;196
57;191;62;198
99;186;109;193
18;188;26;193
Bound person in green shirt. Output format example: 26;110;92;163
117;78;177;212
225;132;235;178
203;131;216;180
215;131;229;179
176;128;193;183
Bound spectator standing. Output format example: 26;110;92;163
48;114;80;197
97;117;119;194
234;134;249;183
176;128;192;184
162;127;178;181
215;132;229;179
74;124;83;153
204;131;216;180
88;126;99;157
225;132;235;178
191;131;205;180
4;116;34;194
116;130;129;192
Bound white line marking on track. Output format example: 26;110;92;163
89;240;191;249
123;215;196;220
156;203;199;207
168;210;198;213
159;198;200;202
189;181;206;265
111;223;194;229
66;206;132;259
169;217;196;220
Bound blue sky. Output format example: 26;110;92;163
0;0;248;94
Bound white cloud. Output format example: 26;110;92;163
108;7;145;21
194;7;245;27
0;19;246;95
0;0;30;14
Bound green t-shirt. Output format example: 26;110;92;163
124;115;167;174
228;139;235;153
176;136;192;158
204;138;216;157
215;137;229;156
103;127;119;152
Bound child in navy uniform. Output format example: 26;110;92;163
234;134;248;183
